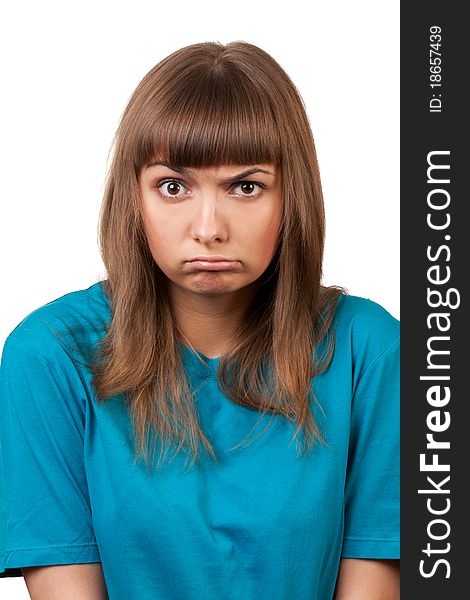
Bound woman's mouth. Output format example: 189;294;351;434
188;259;240;271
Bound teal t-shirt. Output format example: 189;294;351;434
0;282;399;599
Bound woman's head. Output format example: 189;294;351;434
100;41;326;307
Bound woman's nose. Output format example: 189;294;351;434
190;192;228;244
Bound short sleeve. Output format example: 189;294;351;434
341;334;400;559
0;334;101;577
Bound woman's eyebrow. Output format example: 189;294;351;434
145;161;275;182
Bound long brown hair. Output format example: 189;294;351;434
93;40;346;472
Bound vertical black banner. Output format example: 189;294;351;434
401;3;468;598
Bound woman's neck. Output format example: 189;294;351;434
168;281;259;358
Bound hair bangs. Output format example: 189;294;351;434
135;69;283;172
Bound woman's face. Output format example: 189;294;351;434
138;161;282;299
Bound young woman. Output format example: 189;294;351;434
0;41;399;599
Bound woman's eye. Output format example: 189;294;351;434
155;179;264;199
157;179;188;198
232;181;264;197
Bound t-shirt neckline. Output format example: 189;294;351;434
177;341;221;378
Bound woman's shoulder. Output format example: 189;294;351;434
330;292;400;369
2;281;111;359
334;292;399;333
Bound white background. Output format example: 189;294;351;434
0;1;398;595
